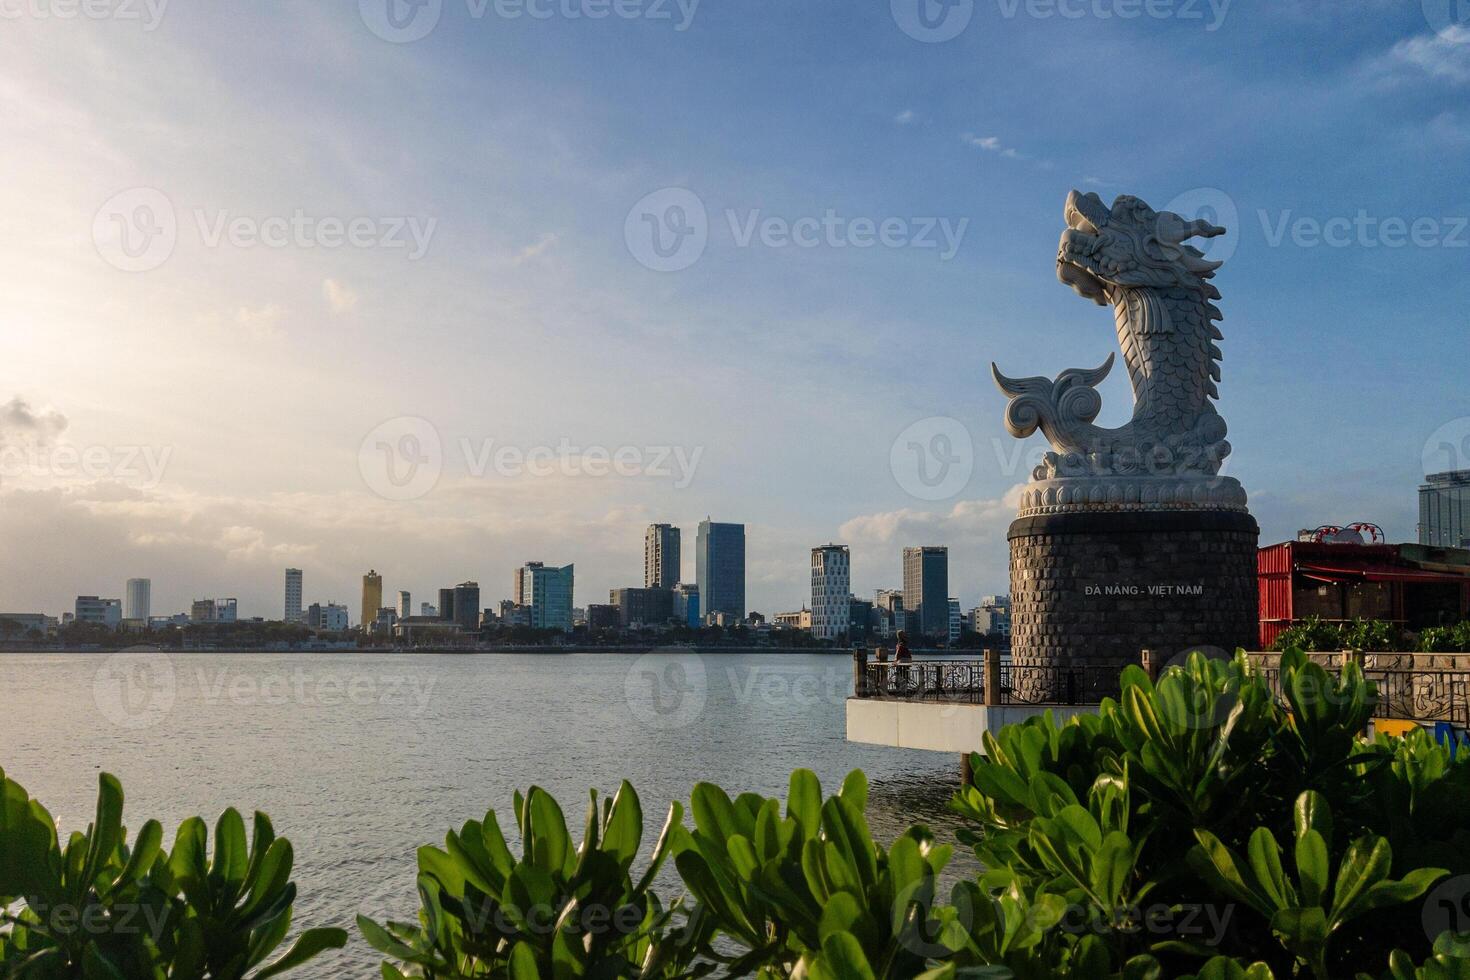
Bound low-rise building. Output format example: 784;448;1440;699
75;596;122;630
307;602;350;632
394;617;467;646
774;608;812;630
585;604;621;630
0;613;49;637
1258;539;1470;648
969;595;1012;638
610;587;674;628
672;583;700;628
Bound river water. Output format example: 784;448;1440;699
0;651;970;976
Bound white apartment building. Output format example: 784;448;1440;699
284;568;303;623
125;578;151;621
810;545;851;641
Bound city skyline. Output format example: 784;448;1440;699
2;4;1467;624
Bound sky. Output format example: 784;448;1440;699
1;0;1467;621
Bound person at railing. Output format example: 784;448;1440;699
895;631;911;691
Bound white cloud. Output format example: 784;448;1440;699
961;132;1023;159
894;109;915;125
0;396;67;445
1427;110;1470;144
323;279;359;315
836;487;1026;601
1369;28;1470;85
235;304;286;341
512;232;560;266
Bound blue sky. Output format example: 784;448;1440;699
1;0;1467;619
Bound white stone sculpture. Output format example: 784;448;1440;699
993;190;1247;516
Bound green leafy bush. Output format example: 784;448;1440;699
14;648;1470;979
0;767;345;978
669;770;958;978
357;781;708;979
1273;617;1410;652
951;650;1470;979
1417;622;1470;654
362;652;1470;979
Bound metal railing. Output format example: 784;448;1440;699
862;661;985;702
854;651;1470;729
996;662;1125;706
857;658;1127;707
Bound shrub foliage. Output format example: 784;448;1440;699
0;768;346;977
8;650;1470;978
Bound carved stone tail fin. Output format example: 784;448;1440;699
991;354;1114;446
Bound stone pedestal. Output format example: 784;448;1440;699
1008;509;1259;677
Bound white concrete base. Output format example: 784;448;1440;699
846;697;1094;753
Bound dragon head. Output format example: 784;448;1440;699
1058;190;1226;306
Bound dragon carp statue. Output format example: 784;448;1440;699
993;189;1248;516
995;189;1258;678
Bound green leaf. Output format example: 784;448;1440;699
1091;831;1136;909
690;783;738;846
508;941;542;980
1247;828;1293;912
213;807;250;891
81;773;125;895
787;770;822;840
1329;836;1392;925
1295;829;1329;910
525;788;573;877
251;927;348;978
1293;791;1332;845
1270;907;1329;955
814;931;876;980
600;781;642;872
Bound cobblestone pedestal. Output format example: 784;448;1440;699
1008;510;1260;681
